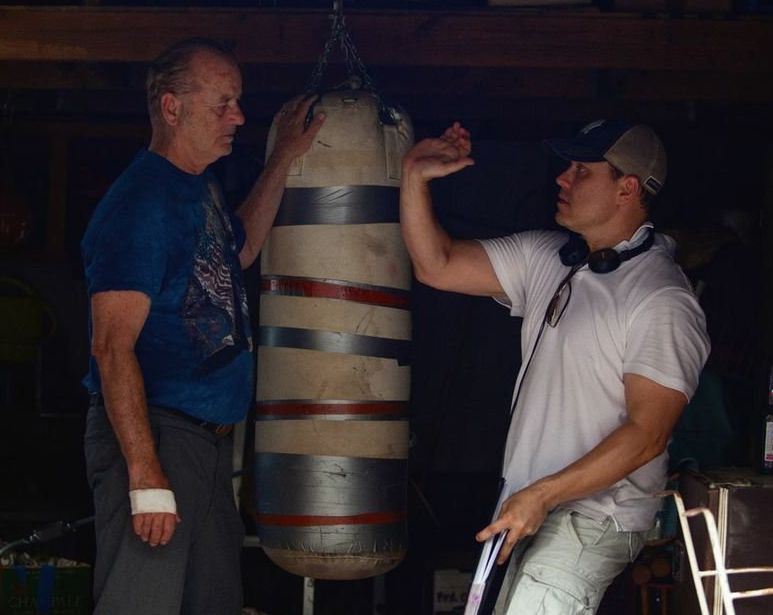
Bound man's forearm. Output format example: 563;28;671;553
531;420;667;511
399;173;454;286
533;375;685;510
478;419;669;560
236;96;326;269
97;349;166;490
235;151;295;269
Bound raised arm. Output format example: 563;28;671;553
400;123;503;296
90;290;179;547
236;95;325;268
477;373;687;564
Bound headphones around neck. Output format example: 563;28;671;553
559;228;655;274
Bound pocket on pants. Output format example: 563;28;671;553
512;562;596;615
568;511;612;548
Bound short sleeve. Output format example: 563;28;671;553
624;287;710;401
83;189;170;301
479;231;561;317
479;234;528;315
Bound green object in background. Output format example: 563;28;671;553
0;277;56;365
669;369;735;470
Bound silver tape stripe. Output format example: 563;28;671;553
274;186;398;226
257;523;407;554
255;413;404;421
255;400;408;422
258;399;406;406
254;453;406;516
258;326;411;365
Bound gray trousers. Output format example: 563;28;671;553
84;403;244;615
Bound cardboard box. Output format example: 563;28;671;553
0;565;91;615
433;568;472;614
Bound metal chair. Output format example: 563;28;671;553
660;490;773;615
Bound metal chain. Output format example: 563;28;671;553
304;1;378;95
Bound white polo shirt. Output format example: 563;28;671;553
480;225;710;530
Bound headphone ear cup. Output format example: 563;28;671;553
587;248;621;274
559;234;589;266
559;228;654;274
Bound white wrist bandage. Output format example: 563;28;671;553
129;489;177;515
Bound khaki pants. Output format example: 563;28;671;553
494;508;646;615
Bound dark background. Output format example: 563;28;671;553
1;1;772;614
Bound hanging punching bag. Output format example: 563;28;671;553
254;83;414;580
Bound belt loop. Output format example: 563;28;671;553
213;424;232;437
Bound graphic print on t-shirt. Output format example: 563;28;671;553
182;180;252;374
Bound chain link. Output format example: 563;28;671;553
304;1;377;95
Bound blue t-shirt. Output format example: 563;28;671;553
81;149;253;424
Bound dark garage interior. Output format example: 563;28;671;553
1;1;772;614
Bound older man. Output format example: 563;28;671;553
81;38;324;614
400;120;709;614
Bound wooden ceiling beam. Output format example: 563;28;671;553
8;97;771;140
0;7;772;72
1;63;771;115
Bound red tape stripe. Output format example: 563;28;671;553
261;277;409;309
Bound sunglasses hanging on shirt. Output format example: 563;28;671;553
546;228;656;327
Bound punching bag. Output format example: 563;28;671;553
255;83;414;580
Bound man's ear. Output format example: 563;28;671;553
160;92;182;126
618;175;641;203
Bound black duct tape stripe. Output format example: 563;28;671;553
274;186;398;226
254;453;406;516
259;326;411;366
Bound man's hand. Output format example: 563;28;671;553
440;122;472;158
474;483;553;564
402;122;474;181
269;95;326;166
133;511;180;547
129;465;180;547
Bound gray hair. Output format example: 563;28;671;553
146;37;238;122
